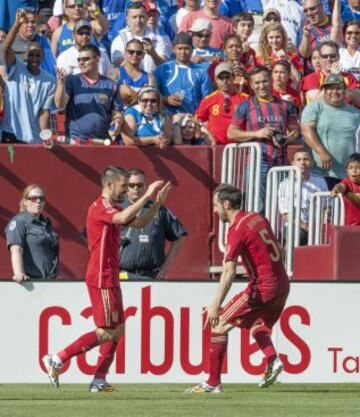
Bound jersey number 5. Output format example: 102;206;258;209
259;228;281;262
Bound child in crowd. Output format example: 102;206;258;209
331;153;360;226
173;114;214;145
232;12;256;70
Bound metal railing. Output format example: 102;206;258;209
217;143;262;254
265;166;302;277
308;192;345;245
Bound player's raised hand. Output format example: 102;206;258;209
155;181;171;205
57;68;67;83
144;180;164;199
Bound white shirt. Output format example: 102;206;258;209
263;0;303;44
56;46;113;76
339;46;360;73
278;173;328;223
110;27;170;74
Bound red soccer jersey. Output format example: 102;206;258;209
196;90;249;144
341;178;360;226
255;52;303;74
272;85;301;111
86;196;122;288
225;211;289;295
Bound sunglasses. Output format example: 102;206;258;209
66;3;84;9
76;30;91;36
224;97;231;113
127;49;143;56
265;16;280;22
140;98;157;104
40;29;52;35
217;74;231;81
77;56;94;62
194;32;210;39
27;195;45;202
320;53;337;60
304;4;320;14
346;31;360;36
128;183;145;189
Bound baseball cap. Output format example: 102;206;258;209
74;19;92;32
189;18;212;33
143;2;160;14
263;9;281;21
322;74;345;87
173;32;193;46
215;62;233;78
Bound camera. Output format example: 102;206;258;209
273;131;286;146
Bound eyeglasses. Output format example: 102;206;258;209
77;56;94;62
320;53;337;60
346;31;360;36
303;3;320;14
27;195;45;202
194;32;210;39
76;30;91;36
140;98;157;104
128;183;145;189
66;4;84;9
265;16;280;22
126;49;144;56
40;29;52;35
224;97;231;113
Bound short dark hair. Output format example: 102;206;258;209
78;44;100;57
345;153;360;168
128;168;146;177
125;39;144;50
248;65;270;79
232;12;254;26
292;147;312;160
319;40;339;55
272;59;291;73
101;166;130;186
127;2;146;14
223;34;242;48
343;20;360;36
214;183;244;210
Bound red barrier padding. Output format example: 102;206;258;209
293;226;360;281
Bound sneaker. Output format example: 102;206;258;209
258;357;284;388
185;381;223;394
89;381;116;393
42;354;62;388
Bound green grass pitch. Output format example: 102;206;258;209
0;384;359;417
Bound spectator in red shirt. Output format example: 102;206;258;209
271;60;301;111
178;0;233;49
256;22;302;85
331;153;360;226
300;40;360;107
196;62;249;145
232;12;256;70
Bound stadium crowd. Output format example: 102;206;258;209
0;0;360;224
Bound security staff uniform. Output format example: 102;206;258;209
119;198;187;280
5;210;59;279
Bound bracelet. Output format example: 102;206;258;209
93;8;101;17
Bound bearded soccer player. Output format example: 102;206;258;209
186;184;289;393
43;166;171;392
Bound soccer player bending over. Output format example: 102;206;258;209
43;166;171;392
186;184;289;393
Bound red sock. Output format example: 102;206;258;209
94;340;118;380
58;331;99;363
207;333;228;387
252;329;277;365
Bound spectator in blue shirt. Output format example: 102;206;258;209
54;44;123;143
341;0;360;22
154;32;213;114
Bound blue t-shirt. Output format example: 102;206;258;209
124;105;165;137
57;23;98;55
118;66;149;90
2;58;55;143
192;47;225;70
341;0;360;22
219;0;242;17
238;0;262;13
65;74;123;141
154;60;213;114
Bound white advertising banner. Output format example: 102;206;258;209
0;281;359;383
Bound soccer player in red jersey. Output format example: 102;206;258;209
186;184;290;393
43;166;171;391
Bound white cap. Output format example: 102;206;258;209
189;18;212;33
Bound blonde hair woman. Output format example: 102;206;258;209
5;184;59;282
256;22;302;84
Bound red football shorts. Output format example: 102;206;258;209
220;286;289;332
87;285;125;329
